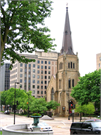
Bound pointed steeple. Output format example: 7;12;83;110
61;4;74;55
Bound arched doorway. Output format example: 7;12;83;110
51;88;54;100
69;100;75;114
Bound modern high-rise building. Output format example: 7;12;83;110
96;53;101;70
10;51;58;98
0;63;10;91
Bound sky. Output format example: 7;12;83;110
44;0;101;77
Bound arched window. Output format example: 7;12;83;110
72;79;74;87
68;63;70;68
68;79;71;88
71;62;72;68
51;88;54;100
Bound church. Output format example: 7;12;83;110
47;5;80;117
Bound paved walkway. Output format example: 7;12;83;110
0;112;92;135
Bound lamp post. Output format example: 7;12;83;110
14;82;19;124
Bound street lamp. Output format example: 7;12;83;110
14;82;19;124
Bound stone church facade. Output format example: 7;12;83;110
47;5;80;117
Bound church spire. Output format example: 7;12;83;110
61;4;74;55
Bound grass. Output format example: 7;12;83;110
0;131;2;135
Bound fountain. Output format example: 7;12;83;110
2;115;53;135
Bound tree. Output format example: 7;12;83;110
1;0;56;68
75;103;95;119
46;100;60;111
75;103;95;115
71;70;101;105
30;97;48;114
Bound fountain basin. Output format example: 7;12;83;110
2;124;53;135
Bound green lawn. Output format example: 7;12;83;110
0;131;2;135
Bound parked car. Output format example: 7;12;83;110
4;110;10;114
84;119;101;122
70;122;101;134
29;122;53;132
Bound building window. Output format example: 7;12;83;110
68;79;71;88
59;62;63;69
33;80;35;83
68;63;70;68
25;69;27;72
37;70;40;74
59;80;61;89
45;81;47;84
33;69;35;73
72;79;74;87
41;75;43;79
37;75;40;79
44;91;46;94
20;74;22;77
37;85;39;89
45;86;47;89
37;91;39;94
45;61;47;64
28;74;30;77
41;66;43;69
29;64;31;68
48;61;51;64
25;64;27;68
99;63;100;67
37;65;40;69
41;61;43;64
41;70;43;74
100;57;101;61
41;81;43;84
73;63;75;69
20;63;23;67
24;79;26;83
71;62;72;68
41;91;43;94
37;80;40;84
37;60;40;64
51;88;54;100
32;90;35;94
33;74;35;78
33;85;35;88
48;76;50;79
41;86;43;89
33;64;35;68
45;71;47;74
45;66;47;69
20;79;22;83
48;66;51;69
45;76;47;79
28;79;30;83
20;68;23;72
48;71;50;74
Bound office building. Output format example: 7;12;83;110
0;63;10;91
10;51;58;98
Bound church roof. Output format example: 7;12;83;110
61;4;74;55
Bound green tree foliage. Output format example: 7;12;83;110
75;103;95;115
71;70;101;105
30;97;48;114
1;0;56;68
1;88;60;114
46;100;60;111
